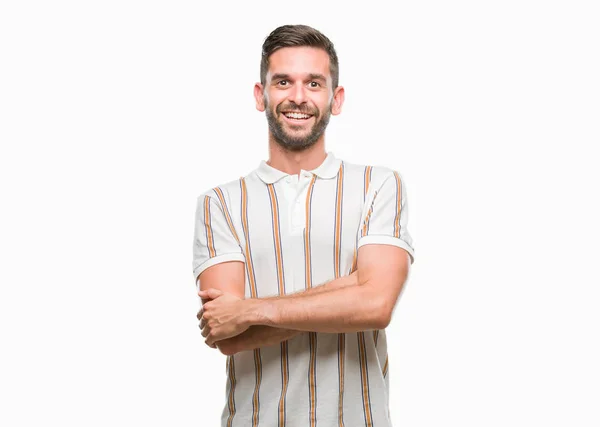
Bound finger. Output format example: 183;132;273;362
200;317;206;329
201;325;209;338
196;309;203;321
206;288;223;299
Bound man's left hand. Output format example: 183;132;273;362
198;288;250;347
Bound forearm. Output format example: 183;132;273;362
218;272;358;354
246;280;386;333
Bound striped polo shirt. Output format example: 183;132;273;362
192;151;415;427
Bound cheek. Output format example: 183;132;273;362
313;94;331;110
266;91;285;108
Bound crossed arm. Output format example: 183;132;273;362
197;244;411;356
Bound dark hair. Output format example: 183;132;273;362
260;25;339;89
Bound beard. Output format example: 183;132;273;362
265;98;331;152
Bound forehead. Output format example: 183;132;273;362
267;46;331;80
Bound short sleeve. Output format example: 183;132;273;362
192;193;245;284
357;171;415;264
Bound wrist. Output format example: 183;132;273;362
242;298;277;327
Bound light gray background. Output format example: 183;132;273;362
1;0;599;426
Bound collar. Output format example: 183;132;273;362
255;151;342;184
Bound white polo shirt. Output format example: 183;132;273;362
192;152;415;427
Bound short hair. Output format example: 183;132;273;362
260;24;339;89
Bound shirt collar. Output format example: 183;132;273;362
255;151;342;184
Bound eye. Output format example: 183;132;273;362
277;80;289;86
309;81;320;88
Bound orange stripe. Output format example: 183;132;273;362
373;330;379;346
240;178;261;425
268;185;285;295
358;331;373;426
334;164;344;278
383;354;389;378
278;341;288;427
253;348;262;427
304;175;317;289
204;196;216;257
240;178;258;298
226;355;236;427
304;174;318;426
338;333;345;427
309;332;317;427
268;184;289;427
213;187;241;244
360;169;375;426
394;172;402;238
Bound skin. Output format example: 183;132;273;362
254;46;345;177
197;46;411;355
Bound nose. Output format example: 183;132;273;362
289;83;307;106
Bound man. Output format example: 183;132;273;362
192;24;415;427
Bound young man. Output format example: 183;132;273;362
192;24;415;427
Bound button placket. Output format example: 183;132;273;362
292;172;313;233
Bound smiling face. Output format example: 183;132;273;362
254;46;344;152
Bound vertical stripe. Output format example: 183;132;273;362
304;175;318;427
362;204;373;238
364;166;372;202
304;175;317;289
360;166;375;240
240;178;262;427
358;332;374;426
360;167;375;425
309;331;318;427
268;184;289;427
349;166;372;274
203;196;216;258
226;355;236;427
212;187;240;426
382;354;389;378
334;163;345;427
268;184;286;296
240;179;259;298
393;172;402;238
213;187;241;244
279;341;289;427
334;163;344;278
337;333;345;427
253;348;262;427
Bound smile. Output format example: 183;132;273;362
282;111;313;121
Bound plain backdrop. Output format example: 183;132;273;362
1;1;599;426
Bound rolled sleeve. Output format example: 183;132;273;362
192;192;245;285
357;171;415;264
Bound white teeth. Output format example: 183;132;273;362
284;112;311;119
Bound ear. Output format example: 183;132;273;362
331;85;345;115
254;83;266;112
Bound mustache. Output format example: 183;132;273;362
276;102;318;116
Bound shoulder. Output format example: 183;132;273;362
196;176;244;203
339;158;400;186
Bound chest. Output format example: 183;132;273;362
232;175;366;295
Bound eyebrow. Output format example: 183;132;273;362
270;73;290;82
308;73;327;82
270;73;327;83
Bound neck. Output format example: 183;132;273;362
266;134;327;176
